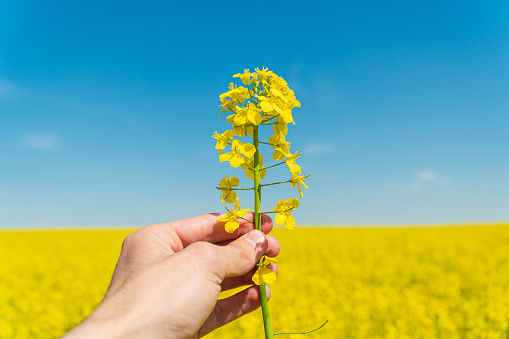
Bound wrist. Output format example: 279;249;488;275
61;304;139;339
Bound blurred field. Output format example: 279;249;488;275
1;224;509;338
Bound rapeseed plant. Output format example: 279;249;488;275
213;68;320;338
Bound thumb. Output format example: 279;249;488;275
220;230;268;278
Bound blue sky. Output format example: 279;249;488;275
1;0;508;228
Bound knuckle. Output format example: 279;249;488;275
121;229;146;248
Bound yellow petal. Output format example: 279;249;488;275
216;214;232;222
260;101;274;113
237;208;252;218
285;214;296;230
229;176;240;187
241;143;256;157
262;256;279;265
229;154;245;168
274;199;285;211
224;218;240;233
268;135;279;147
297;184;303;198
273;149;285;161
224;191;237;204
259;267;277;285
275;212;286;226
244;168;255;181
226;114;236;123
219;153;231;163
260;167;267;179
286;198;300;209
273;122;288;136
248;112;262;125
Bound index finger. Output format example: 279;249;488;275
149;212;273;249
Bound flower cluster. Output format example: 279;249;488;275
213;67;310;287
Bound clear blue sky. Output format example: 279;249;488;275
1;0;508;228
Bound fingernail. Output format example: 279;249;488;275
244;230;266;250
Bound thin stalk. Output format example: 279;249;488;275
259;141;277;146
263;161;287;170
261;174;312;188
260;179;291;187
253;125;273;339
216;187;255;191
274;320;329;336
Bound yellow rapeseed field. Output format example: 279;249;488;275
1;224;509;338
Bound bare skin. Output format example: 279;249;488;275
62;213;279;339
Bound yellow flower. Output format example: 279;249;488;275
241;154;267;181
218;83;249;117
226;114;254;137
252;255;278;285
212;130;235;150
290;175;309;198
219;139;256;167
285;153;301;175
218;176;239;204
233;68;255;86
273;198;299;229
268;134;291;160
216;198;252;233
255;67;274;84
217;98;236;117
233;103;262;126
272;118;288;136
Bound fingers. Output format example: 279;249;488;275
217;234;279;291
198;284;271;338
221;264;278;291
219;230;268;278
216;234;280;257
148;213;273;249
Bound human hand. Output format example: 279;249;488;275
63;213;279;339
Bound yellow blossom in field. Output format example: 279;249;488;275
219;140;255;167
216;198;252;233
3;224;509;338
273;198;299;229
252;256;279;285
212;130;235;150
290;175;309;198
217;176;239;204
240;154;266;181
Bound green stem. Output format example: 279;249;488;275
274;320;329;336
216;187;254;191
260;207;296;214
260;179;291;187
260;174;312;188
253;125;273;339
263;160;287;170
